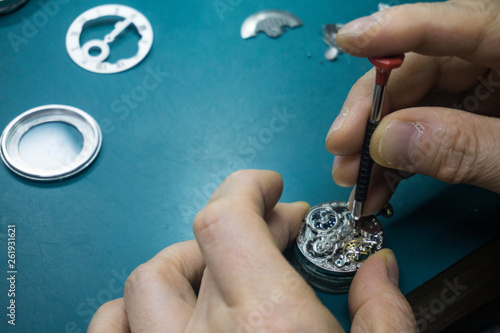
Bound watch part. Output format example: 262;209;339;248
378;3;391;11
293;201;384;293
323;4;390;61
241;10;302;39
0;105;102;181
323;24;344;61
66;4;153;74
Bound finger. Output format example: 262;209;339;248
326;53;487;156
347;166;407;216
349;249;417;332
332;154;360;187
88;298;130;333
336;0;500;67
326;53;437;156
192;170;305;304
207;169;283;216
332;153;408;215
370;107;500;192
265;202;310;250
124;240;204;333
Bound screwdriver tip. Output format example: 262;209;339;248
352;200;364;220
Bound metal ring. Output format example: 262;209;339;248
0;105;102;181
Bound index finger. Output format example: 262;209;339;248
325;52;487;156
337;0;500;67
192;170;308;305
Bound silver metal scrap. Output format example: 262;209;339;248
323;3;391;61
378;3;391;11
323;24;344;61
241;10;302;39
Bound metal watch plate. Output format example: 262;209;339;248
66;5;153;74
293;201;384;293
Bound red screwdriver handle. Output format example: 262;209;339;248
368;54;405;85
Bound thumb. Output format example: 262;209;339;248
369;107;500;193
349;249;417;332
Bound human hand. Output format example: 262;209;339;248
326;0;500;215
88;170;416;332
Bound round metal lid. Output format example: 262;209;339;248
0;105;102;181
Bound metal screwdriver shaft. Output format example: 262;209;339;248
352;54;405;220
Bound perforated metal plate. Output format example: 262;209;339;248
241;10;302;39
293;201;384;293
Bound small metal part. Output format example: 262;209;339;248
322;4;389;62
241;10;302;39
323;24;344;61
0;0;29;14
378;3;391;11
0;105;102;181
370;84;386;122
376;203;394;218
293;202;384;293
352;200;364;220
66;5;153;74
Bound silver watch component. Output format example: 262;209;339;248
378;3;391;11
66;5;153;74
323;24;344;61
293;201;384;293
0;0;29;15
1;105;102;181
241;10;302;39
323;2;389;61
352;199;364;220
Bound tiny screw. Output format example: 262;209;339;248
376;203;394;218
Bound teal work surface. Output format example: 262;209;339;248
1;0;499;332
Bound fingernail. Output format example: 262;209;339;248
338;15;378;36
332;157;351;188
385;250;399;286
379;121;423;166
295;201;311;212
332;157;341;176
327;108;348;138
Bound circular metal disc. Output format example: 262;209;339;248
0;105;102;181
66;4;153;74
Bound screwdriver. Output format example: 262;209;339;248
352;54;405;220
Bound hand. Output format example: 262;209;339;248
326;0;500;215
87;170;416;332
